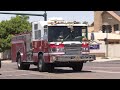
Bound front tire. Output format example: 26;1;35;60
72;62;83;72
17;56;30;70
38;54;47;72
47;64;54;72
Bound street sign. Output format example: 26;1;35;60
90;44;100;49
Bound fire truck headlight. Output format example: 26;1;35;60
20;53;23;56
52;56;56;60
50;48;64;52
50;56;57;62
57;48;65;52
51;48;57;52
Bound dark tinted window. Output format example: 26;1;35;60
48;26;87;42
34;24;38;30
35;30;41;39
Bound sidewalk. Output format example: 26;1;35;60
93;57;120;62
1;60;12;63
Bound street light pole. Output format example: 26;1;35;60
103;22;109;59
0;11;47;21
105;17;112;59
105;26;109;59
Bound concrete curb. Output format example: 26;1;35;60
1;60;12;63
93;57;120;62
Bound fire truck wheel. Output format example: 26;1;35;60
17;56;30;70
47;64;54;72
72;62;83;72
38;54;47;72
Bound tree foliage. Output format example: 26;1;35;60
0;15;32;52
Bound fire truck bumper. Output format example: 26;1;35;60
50;54;96;63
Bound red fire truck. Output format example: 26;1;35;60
11;19;96;72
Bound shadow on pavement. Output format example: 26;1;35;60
29;68;38;71
50;69;92;74
29;67;93;74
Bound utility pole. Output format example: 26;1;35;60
102;23;109;59
105;25;109;59
44;11;47;21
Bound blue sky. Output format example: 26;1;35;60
0;11;94;25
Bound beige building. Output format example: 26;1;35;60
88;11;120;57
89;11;120;43
94;11;120;33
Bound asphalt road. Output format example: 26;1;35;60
0;60;120;79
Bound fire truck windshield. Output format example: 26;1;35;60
48;26;87;42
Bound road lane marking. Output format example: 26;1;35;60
0;70;22;73
0;74;31;78
91;67;120;68
0;72;65;79
0;71;71;79
92;70;120;73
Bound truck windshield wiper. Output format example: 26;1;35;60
73;36;82;41
64;34;70;41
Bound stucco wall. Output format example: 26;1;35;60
102;12;120;32
89;41;120;58
108;45;120;58
88;33;120;58
88;26;94;33
94;11;103;32
0;50;11;60
94;11;120;33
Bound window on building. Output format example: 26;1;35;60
114;24;119;31
107;25;112;33
35;30;41;39
34;24;38;30
44;25;48;34
102;25;112;33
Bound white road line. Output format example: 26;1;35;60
0;72;59;78
91;67;120;68
0;71;66;78
92;70;120;73
0;70;21;73
0;74;30;78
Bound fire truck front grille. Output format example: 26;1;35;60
64;44;81;55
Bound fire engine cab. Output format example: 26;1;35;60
11;18;96;72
